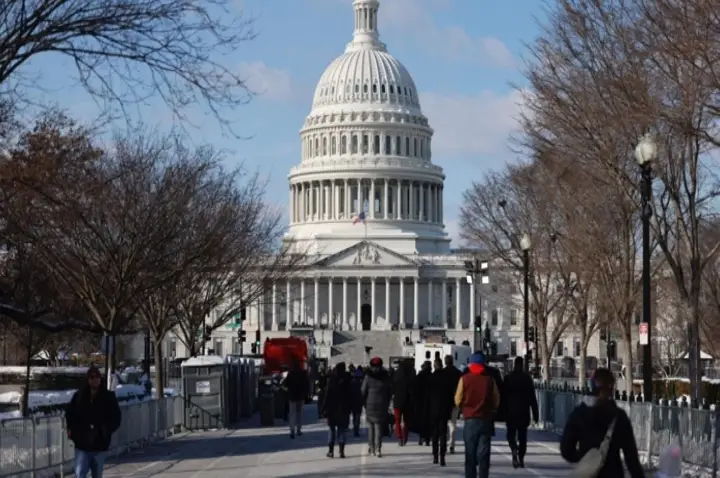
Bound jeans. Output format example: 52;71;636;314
367;420;383;451
352;410;362;434
393;408;408;442
289;401;304;434
463;418;493;478
328;425;347;445
506;423;528;457
447;407;458;447
75;450;106;478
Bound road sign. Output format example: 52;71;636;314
639;323;649;345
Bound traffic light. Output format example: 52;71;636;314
251;343;257;354
238;329;247;342
607;340;617;361
254;330;261;347
474;315;482;332
203;325;212;341
240;301;247;322
528;326;535;343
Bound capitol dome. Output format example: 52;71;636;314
286;0;450;256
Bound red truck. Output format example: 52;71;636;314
263;337;316;402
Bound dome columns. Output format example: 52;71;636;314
289;177;443;226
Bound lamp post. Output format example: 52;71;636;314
635;133;656;402
465;259;489;352
520;233;532;373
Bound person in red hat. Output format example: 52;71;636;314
361;356;392;457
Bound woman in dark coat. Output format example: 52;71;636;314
392;359;415;446
427;358;455;466
361;357;392;457
410;360;432;446
321;362;352;458
504;357;539;468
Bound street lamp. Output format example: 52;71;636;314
465;259;489;351
520;233;532;373
635;133;656;402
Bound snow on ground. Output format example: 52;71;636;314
633;376;720;385
0;366;93;375
182;355;225;367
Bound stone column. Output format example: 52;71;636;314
385;278;391;327
343;278;348;329
356;180;361;215
371;277;377;326
356;278;362;330
396;180;402;220
370;179;376;219
272;282;278;331
455;278;462;330
289;185;294;224
413;277;419;329
300;279;306;324
383;179;389;219
441;279;447;328
427;279;433;326
419;182;425;222
328;279;334;329
286;280;292;327
314;278;319;326
409;182;415;220
344;180;350;219
399;279;405;329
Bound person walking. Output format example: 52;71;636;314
427;358;455;466
411;360;432;446
350;367;364;436
283;358;309;439
560;368;644;477
321;362;352;458
392;358;414;446
66;366;122;478
455;352;500;478
504;357;539;468
443;354;462;454
361;356;392;457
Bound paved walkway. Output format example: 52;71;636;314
103;405;572;477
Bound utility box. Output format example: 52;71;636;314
181;356;226;430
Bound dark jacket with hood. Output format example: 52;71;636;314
321;364;353;428
392;361;415;411
504;365;539;428
427;366;456;424
560;399;644;478
350;368;364;413
361;365;391;422
66;385;122;452
284;367;309;402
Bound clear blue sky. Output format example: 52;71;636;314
25;0;547;246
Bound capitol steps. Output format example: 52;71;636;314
330;331;403;366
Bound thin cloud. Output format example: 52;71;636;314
238;61;293;101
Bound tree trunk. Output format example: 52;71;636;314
578;323;587;388
21;328;33;417
154;341;165;399
541;339;550;381
622;325;633;392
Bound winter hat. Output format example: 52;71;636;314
370;356;383;367
470;352;485;365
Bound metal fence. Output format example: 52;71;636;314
0;397;183;478
536;386;720;476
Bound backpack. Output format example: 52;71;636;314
571;416;617;478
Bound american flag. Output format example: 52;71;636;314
353;211;366;225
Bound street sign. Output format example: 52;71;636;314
639;323;649;345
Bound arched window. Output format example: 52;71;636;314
381;84;386;94
363;84;368;94
395;136;401;155
315;138;319;157
405;137;410;156
355;84;359;93
362;134;369;154
420;138;424;158
323;137;328;155
413;138;418;157
384;135;391;155
331;136;337;155
341;136;347;154
351;135;358;154
390;85;394;94
373;135;380;154
372;84;377;94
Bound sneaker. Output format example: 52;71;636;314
297;430;303;437
449;446;454;454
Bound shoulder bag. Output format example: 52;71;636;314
571;416;617;478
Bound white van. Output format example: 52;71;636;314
414;343;472;373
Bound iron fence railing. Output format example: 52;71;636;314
0;397;183;478
536;386;720;476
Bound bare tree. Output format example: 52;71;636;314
460;165;574;380
0;0;256;133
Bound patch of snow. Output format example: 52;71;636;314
182;355;224;367
0;366;94;375
633;376;720;385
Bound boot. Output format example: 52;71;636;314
511;448;519;468
432;442;439;464
326;444;334;458
339;444;345;458
440;455;446;467
433;455;439;464
377;448;382;458
518;454;525;468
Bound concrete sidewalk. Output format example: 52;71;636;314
101;406;573;477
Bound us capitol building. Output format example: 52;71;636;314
158;0;606;366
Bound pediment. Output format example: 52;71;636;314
315;241;416;268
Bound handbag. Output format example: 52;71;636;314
572;416;617;478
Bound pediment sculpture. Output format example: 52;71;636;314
352;243;381;265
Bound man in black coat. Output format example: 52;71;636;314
283;359;309;438
504;357;539;468
321;362;352;458
427;358;455;466
66;366;121;478
410;361;432;446
443;355;462;454
391;359;414;446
